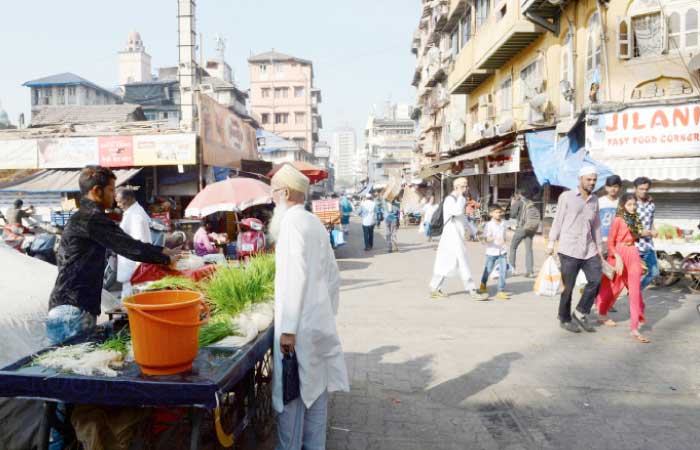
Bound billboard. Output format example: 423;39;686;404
38;137;99;168
99;136;134;167
199;93;259;168
0;139;38;169
587;103;700;160
133;134;197;166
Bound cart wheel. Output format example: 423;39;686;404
683;253;700;294
253;349;274;440
657;251;682;287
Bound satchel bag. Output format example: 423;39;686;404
283;352;301;405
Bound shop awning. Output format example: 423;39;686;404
0;168;142;193
602;157;700;182
418;141;510;179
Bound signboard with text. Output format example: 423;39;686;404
586;103;700;160
133;134;197;166
486;145;520;175
199;93;259;168
99;136;134;167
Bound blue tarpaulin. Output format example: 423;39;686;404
525;129;612;192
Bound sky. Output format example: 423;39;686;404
0;0;419;145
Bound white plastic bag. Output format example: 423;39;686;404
534;256;562;297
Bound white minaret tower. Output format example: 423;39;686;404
118;31;152;85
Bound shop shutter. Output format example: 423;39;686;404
653;193;700;224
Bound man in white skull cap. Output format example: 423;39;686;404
547;164;604;334
269;164;349;450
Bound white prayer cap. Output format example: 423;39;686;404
578;165;597;177
271;164;310;193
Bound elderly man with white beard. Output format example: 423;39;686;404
268;164;349;450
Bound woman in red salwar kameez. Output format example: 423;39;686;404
595;194;650;343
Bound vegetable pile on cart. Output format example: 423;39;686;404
0;254;277;450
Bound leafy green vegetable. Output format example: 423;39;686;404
198;318;238;347
146;276;203;292
97;330;130;356
205;255;275;315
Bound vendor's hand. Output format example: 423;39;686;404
280;333;296;354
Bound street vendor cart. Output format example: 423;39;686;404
312;199;343;248
656;239;700;293
0;321;274;450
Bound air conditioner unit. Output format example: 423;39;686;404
478;94;493;106
472;122;486;136
486;104;496;119
496;117;514;135
481;123;496;138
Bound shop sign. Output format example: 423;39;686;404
99;136;134;167
486;145;520;175
0;139;38;169
133;133;197;166
38;137;98;168
587;104;700;160
455;160;482;177
199;93;258;168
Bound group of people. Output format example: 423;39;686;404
426;167;659;344
343;193;400;253
549;167;658;343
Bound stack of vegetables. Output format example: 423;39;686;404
32;255;276;375
656;224;685;242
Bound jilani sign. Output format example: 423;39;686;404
587;104;700;160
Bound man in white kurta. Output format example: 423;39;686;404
429;178;488;301
270;165;349;450
115;188;152;298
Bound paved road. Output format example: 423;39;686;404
327;219;700;450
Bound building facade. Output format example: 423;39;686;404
412;0;700;227
332;127;359;189
24;73;121;119
248;51;322;153
365;104;417;188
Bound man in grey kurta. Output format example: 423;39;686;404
547;166;603;333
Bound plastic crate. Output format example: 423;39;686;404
51;211;76;227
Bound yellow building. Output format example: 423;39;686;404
413;0;700;226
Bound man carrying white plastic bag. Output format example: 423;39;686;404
534;256;562;297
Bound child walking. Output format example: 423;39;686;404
480;206;510;300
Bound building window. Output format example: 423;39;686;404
261;113;270;124
632;13;664;57
461;7;472;47
476;0;490;28
33;89;40;106
669;12;681;49
469;104;478;126
686;8;698;48
293;138;307;150
162;112;169;119
261;88;271;98
561;32;574;110
520;58;543;102
274;87;289;98
145;112;157;120
274;113;289;124
586;13;602;88
294;86;305;97
275;63;284;74
499;77;512;112
259;64;267;74
451;29;459;56
295;112;305;124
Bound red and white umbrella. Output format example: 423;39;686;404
267;161;328;184
185;177;272;218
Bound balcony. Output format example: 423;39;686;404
434;1;449;32
445;0;468;31
448;0;544;94
521;0;566;35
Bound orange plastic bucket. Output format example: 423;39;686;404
123;290;209;376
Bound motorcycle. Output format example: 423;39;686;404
236;218;266;260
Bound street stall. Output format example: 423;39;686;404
0;255;277;449
312;198;343;248
653;227;700;293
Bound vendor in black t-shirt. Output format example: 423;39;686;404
47;165;179;344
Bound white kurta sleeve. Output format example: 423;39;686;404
278;224;309;335
326;243;341;315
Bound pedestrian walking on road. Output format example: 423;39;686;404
269;165;349;450
597;175;622;313
340;194;353;234
359;194;376;251
421;196;438;241
508;189;540;278
374;197;384;229
384;197;400;253
429;178;488;301
115;187;153;299
595;194;649;343
547;165;604;333
480;206;510;300
634;177;660;290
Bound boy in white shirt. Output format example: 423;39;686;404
479;206;510;300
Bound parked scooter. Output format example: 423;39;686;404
236;218;266;260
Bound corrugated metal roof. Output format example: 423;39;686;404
0;168;142;193
23;73;121;100
30;104;145;127
247;51;312;65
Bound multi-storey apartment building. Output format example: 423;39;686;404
365;104;417;188
24;73;121;119
413;0;700;227
248;51;322;153
332;127;358;189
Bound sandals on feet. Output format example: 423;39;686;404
631;331;650;343
597;318;617;327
